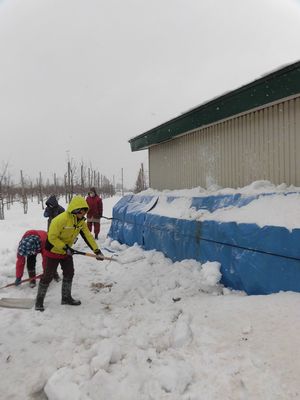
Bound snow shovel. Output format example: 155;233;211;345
0;297;35;309
72;249;118;262
0;274;43;290
0;277;39;308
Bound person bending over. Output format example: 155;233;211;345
15;230;47;288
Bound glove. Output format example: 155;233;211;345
94;249;104;261
15;277;22;286
64;245;75;256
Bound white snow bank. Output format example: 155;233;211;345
144;181;300;230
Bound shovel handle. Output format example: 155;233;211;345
73;249;117;262
0;274;43;290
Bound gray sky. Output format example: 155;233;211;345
0;0;300;189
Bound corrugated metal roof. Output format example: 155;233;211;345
129;60;300;152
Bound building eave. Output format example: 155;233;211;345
129;60;300;152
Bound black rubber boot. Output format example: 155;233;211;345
61;279;81;306
35;282;49;312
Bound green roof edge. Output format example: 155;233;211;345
129;60;300;152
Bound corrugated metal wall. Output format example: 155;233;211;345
149;95;300;190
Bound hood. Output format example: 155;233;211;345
67;196;89;213
46;195;59;208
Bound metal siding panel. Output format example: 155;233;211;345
209;126;216;186
182;136;187;187
226;120;230;185
190;133;194;186
250;113;255;182
224;122;229;185
277;103;284;183
283;101;291;184
231;119;235;185
214;124;220;186
222;122;227;185
227;119;232;186
256;111;262;179
195;131;200;185
244;114;250;183
262;108;269;180
288;99;296;184
255;111;262;179
232;119;237;186
148;95;300;190
269;106;277;183
236;117;241;186
200;129;205;185
263;108;269;180
219;124;224;185
268;106;275;183
238;115;244;186
295;97;300;186
212;125;218;186
235;118;240;185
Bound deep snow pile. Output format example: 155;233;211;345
144;180;300;230
0;189;300;399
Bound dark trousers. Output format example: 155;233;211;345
27;255;37;278
27;255;59;279
41;256;74;285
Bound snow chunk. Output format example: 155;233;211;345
171;313;193;348
154;360;194;394
199;261;222;289
90;340;122;372
44;367;80;400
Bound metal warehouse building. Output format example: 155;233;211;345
129;61;300;190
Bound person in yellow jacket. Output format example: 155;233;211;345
35;195;104;311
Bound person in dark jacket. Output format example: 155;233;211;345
44;195;65;230
85;188;103;240
43;195;65;282
15;230;48;288
35;196;104;312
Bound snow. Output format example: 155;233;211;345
144;181;300;231
149;192;300;231
0;185;300;400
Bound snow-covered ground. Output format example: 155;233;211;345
0;185;300;400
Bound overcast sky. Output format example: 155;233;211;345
0;0;300;189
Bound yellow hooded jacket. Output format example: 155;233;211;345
46;196;99;255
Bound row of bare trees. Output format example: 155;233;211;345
0;160;149;220
0;161;116;220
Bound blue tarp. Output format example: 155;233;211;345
108;194;300;295
109;195;158;246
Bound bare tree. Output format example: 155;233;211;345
66;159;77;202
38;172;44;209
0;162;9;219
20;170;28;214
134;163;147;193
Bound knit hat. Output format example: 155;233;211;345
18;235;41;256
